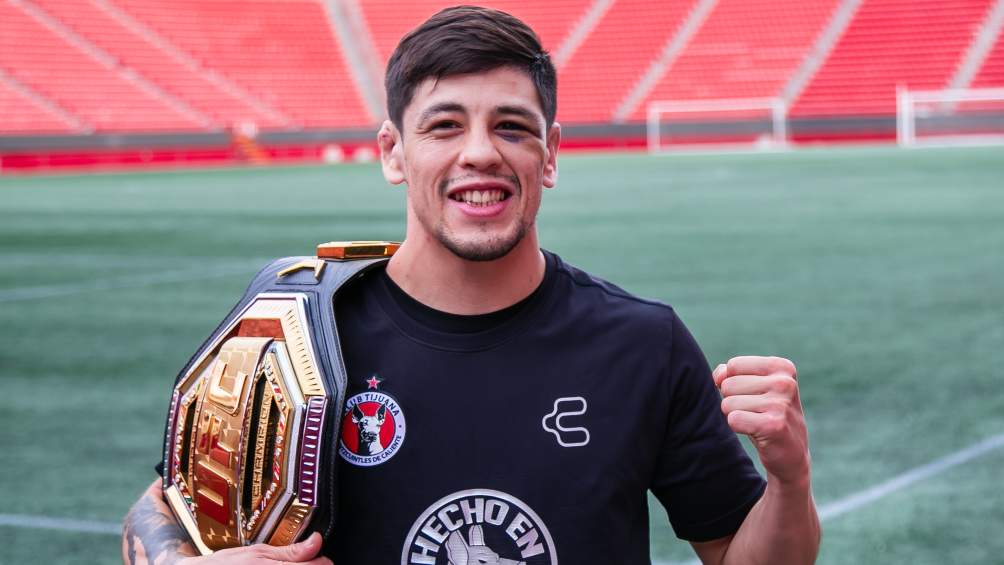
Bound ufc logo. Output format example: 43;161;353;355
195;411;237;526
208;359;247;414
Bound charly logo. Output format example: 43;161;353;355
339;387;406;467
541;397;589;447
401;489;557;565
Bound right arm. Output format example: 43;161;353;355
121;479;331;565
122;480;197;565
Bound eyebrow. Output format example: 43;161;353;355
494;104;543;127
416;102;465;128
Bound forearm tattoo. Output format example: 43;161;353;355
122;491;197;565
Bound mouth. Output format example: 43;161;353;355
446;182;515;207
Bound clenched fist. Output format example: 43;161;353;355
713;356;810;487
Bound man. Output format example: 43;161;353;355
123;6;819;565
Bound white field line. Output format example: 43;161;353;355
0;261;263;303
2;433;1001;545
0;513;120;535
816;430;1004;521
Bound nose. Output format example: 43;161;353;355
457;126;502;171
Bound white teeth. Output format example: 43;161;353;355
455;189;505;205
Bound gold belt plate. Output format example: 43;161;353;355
164;295;327;553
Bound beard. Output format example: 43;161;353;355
434;218;529;262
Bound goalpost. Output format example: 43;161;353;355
897;87;1004;147
646;98;788;153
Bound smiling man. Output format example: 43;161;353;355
122;6;819;565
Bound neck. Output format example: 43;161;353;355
385;230;545;315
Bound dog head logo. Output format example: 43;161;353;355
352;403;386;455
339;391;406;467
447;525;524;565
401;489;557;565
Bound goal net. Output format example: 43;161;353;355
897;87;1004;147
646;98;788;153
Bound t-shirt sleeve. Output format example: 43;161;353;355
650;313;766;542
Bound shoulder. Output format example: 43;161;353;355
546;250;683;342
548;251;676;316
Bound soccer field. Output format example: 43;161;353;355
1;146;1002;564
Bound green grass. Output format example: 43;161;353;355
1;146;1002;564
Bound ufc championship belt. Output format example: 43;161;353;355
161;241;400;554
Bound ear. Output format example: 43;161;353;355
376;404;387;422
351;405;365;424
446;530;469;562
542;121;560;189
378;120;406;185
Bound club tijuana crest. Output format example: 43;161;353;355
402;489;557;565
339;390;406;466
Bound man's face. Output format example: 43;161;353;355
379;66;559;261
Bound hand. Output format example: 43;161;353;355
178;533;332;565
713;356;810;487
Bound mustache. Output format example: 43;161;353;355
438;173;520;195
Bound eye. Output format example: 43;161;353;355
497;121;532;141
497;121;527;132
430;120;460;130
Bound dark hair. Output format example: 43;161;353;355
385;6;557;129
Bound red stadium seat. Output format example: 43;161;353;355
631;0;841;122
791;0;996;116
0;0;201;132
558;0;698;124
29;0;285;130
0;80;77;134
972;31;1004;88
113;0;371;128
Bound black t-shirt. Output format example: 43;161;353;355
330;250;765;564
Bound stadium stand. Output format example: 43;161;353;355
356;0;592;60
110;0;372;128
631;0;841;120
557;0;698;124
27;0;284;130
972;30;1004;87
791;0;997;116
2;0;1004;158
0;78;77;134
0;0;201;132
